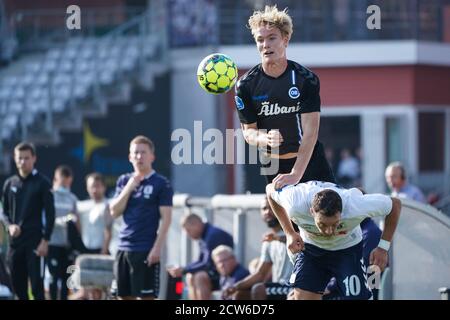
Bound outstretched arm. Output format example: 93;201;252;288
266;183;304;254
272;112;319;189
370;197;402;271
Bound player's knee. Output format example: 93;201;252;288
193;271;210;286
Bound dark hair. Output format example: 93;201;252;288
312;189;342;217
55;165;73;178
130;135;155;153
14;142;36;156
85;172;106;186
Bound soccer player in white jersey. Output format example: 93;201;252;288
266;181;401;300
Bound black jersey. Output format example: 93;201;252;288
1;169;55;247
235;60;321;155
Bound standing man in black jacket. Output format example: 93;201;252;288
1;142;55;300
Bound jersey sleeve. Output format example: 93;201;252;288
113;175;127;198
158;178;173;207
270;184;311;216
346;194;393;219
259;241;272;263
300;75;321;114
234;79;257;124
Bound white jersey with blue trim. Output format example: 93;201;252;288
270;181;392;251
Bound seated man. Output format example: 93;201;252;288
211;245;249;300
223;197;292;300
167;213;234;300
266;180;401;300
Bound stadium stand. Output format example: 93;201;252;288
0;7;166;174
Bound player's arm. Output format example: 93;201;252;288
146;206;172;266
102;205;113;254
273;112;319;189
36;178;55;257
266;184;304;254
110;175;142;218
241;123;284;148
370;197;402;271
1;180;12;227
273;73;321;189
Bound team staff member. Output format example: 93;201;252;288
235;5;334;187
1;142;55;300
110;135;173;300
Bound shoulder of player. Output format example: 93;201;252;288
35;172;53;188
236;64;261;88
290;60;320;87
116;173;132;185
150;173;173;191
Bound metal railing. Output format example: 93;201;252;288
169;0;450;47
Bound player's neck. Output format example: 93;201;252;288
136;167;153;177
262;59;288;78
18;169;32;179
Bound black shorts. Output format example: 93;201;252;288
265;282;291;300
114;250;160;298
262;142;335;184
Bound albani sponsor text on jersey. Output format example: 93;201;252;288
257;101;301;116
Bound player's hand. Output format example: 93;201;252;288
272;173;301;190
167;266;183;278
8;224;21;238
222;286;237;300
266;130;283;148
125;174;144;192
35;239;49;257
369;247;388;272
286;232;304;254
145;247;160;266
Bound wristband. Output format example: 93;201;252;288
378;239;391;251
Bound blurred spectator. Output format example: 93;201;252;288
385;162;426;203
337;148;360;187
211;245;249;300
222;197;292;300
48;165;79;300
167;213;234;300
78;173;112;255
71;173;113;300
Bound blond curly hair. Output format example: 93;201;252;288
248;5;293;40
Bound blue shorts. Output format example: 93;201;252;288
290;241;371;300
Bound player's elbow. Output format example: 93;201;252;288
109;204;122;219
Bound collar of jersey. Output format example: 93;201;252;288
143;170;155;180
260;60;291;80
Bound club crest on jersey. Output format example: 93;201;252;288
143;185;153;198
235;96;245;110
288;86;300;99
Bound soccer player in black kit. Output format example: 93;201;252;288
235;5;335;188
